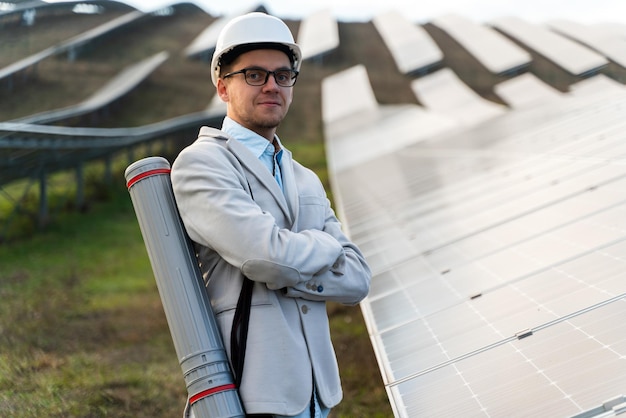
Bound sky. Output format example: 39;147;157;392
75;0;626;25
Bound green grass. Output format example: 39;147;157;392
0;156;391;417
0;8;396;416
0;180;188;417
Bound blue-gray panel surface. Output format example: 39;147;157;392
329;85;626;416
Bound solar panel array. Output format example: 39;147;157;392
430;14;531;75
323;13;626;416
4;5;626;415
0;10;147;83
547;19;626;69
490;17;608;76
327;80;626;417
8;51;170;124
184;4;267;59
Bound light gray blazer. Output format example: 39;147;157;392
171;126;371;416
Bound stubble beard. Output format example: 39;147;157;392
244;108;286;133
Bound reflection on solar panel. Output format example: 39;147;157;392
494;73;565;109
373;10;443;75
490;17;608;76
321;65;379;135
324;64;626;416
411;68;506;126
596;22;626;39
322;65;457;171
430;14;531;75
297;9;339;61
547;20;626;68
184;14;230;58
569;74;626;100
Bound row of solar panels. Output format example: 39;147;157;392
0;3;340;187
0;2;337;234
319;12;626;418
0;9;150;84
3;6;626;416
323;65;626;172
4;4;624;128
185;7;626;79
3;2;626;169
0;5;216;186
183;6;339;61
374;11;626;77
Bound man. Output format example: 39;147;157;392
171;12;371;418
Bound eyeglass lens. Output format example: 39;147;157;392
245;69;297;87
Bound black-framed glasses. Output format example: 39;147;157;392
223;67;299;87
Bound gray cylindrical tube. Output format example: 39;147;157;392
125;156;244;418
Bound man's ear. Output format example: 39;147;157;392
217;79;229;102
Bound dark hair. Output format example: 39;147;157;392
219;42;296;75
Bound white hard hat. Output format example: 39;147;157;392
210;12;302;86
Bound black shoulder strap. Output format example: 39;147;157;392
230;276;253;388
230;180;255;389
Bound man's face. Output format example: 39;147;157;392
217;49;294;140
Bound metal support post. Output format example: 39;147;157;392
38;170;48;228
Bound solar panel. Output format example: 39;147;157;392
570;74;626;99
321;64;378;131
184;15;229;58
373;10;443;74
430;14;531;75
548;20;626;68
324;64;626;416
494;73;565;109
297;9;339;60
184;5;264;58
489;17;609;76
411;68;506;126
595;22;626;39
322;65;457;171
9;51;170;124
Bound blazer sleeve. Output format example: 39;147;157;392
282;202;371;305
171;140;345;290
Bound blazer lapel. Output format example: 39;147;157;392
225;135;293;223
279;149;299;231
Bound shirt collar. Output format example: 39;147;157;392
222;116;283;159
